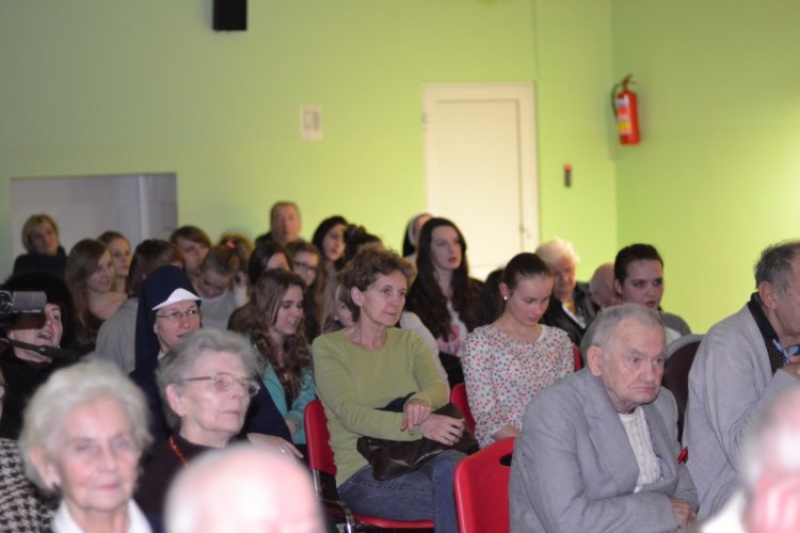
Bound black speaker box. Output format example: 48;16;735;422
213;0;247;31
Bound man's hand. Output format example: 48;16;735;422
669;498;694;529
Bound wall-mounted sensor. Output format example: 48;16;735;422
564;163;572;187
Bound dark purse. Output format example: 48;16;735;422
356;394;479;481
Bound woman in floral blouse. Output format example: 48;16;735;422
461;252;574;447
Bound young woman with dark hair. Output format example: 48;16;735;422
405;217;482;386
461;253;574;447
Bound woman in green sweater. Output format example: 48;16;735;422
312;248;465;533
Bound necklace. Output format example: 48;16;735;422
169;435;188;466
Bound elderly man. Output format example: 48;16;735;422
590;262;622;310
256;201;302;247
703;387;800;533
536;238;598;345
510;304;697;533
685;241;800;518
165;444;325;533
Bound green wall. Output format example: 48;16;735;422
0;0;617;283
612;0;800;331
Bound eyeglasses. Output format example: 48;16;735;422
155;307;201;323
294;261;319;274
181;372;260;397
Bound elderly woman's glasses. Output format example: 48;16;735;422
155;307;201;323
182;372;260;396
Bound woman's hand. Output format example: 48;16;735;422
420;414;465;445
246;433;303;459
285;418;297;439
400;398;432;435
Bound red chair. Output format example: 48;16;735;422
449;383;475;433
304;399;435;532
454;437;515;533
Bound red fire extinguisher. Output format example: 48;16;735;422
612;74;640;145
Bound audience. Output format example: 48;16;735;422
509;304;697;532
136;329;298;517
11;205;800;533
169;225;211;286
614;243;691;344
239;270;315;451
590;262;622;310
165;444;324;533
313;248;463;531
13;214;67;279
702;387;800;533
21;360;157;533
65;238;126;353
95;239;183;374
536;238;597;346
461;253;574;447
406;217;483;387
685;240;800;518
0;272;75;439
256;201;302;247
98;230;132;295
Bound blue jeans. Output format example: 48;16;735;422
338;449;464;533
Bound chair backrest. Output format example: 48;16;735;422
450;383;475;433
454;437;515;533
305;398;337;476
662;334;704;440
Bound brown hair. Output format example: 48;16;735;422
244;270;310;403
65;239;108;344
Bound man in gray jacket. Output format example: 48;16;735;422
510;304;697;533
685;240;800;518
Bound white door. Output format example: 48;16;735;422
422;82;538;280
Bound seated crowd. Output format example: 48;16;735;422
1;203;799;533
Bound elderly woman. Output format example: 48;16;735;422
20;360;156;533
0;272;76;439
13;214;67;279
313;248;464;532
136;329;297;516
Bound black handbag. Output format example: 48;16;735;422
356;395;479;481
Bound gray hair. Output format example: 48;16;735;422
754;240;800;296
580;303;664;359
535;238;580;268
19;359;151;492
156;329;261;428
740;388;800;491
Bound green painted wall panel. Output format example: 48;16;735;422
0;1;616;288
612;0;800;331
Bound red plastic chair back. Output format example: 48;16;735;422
449;383;475;433
454;437;515;533
304;399;434;531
